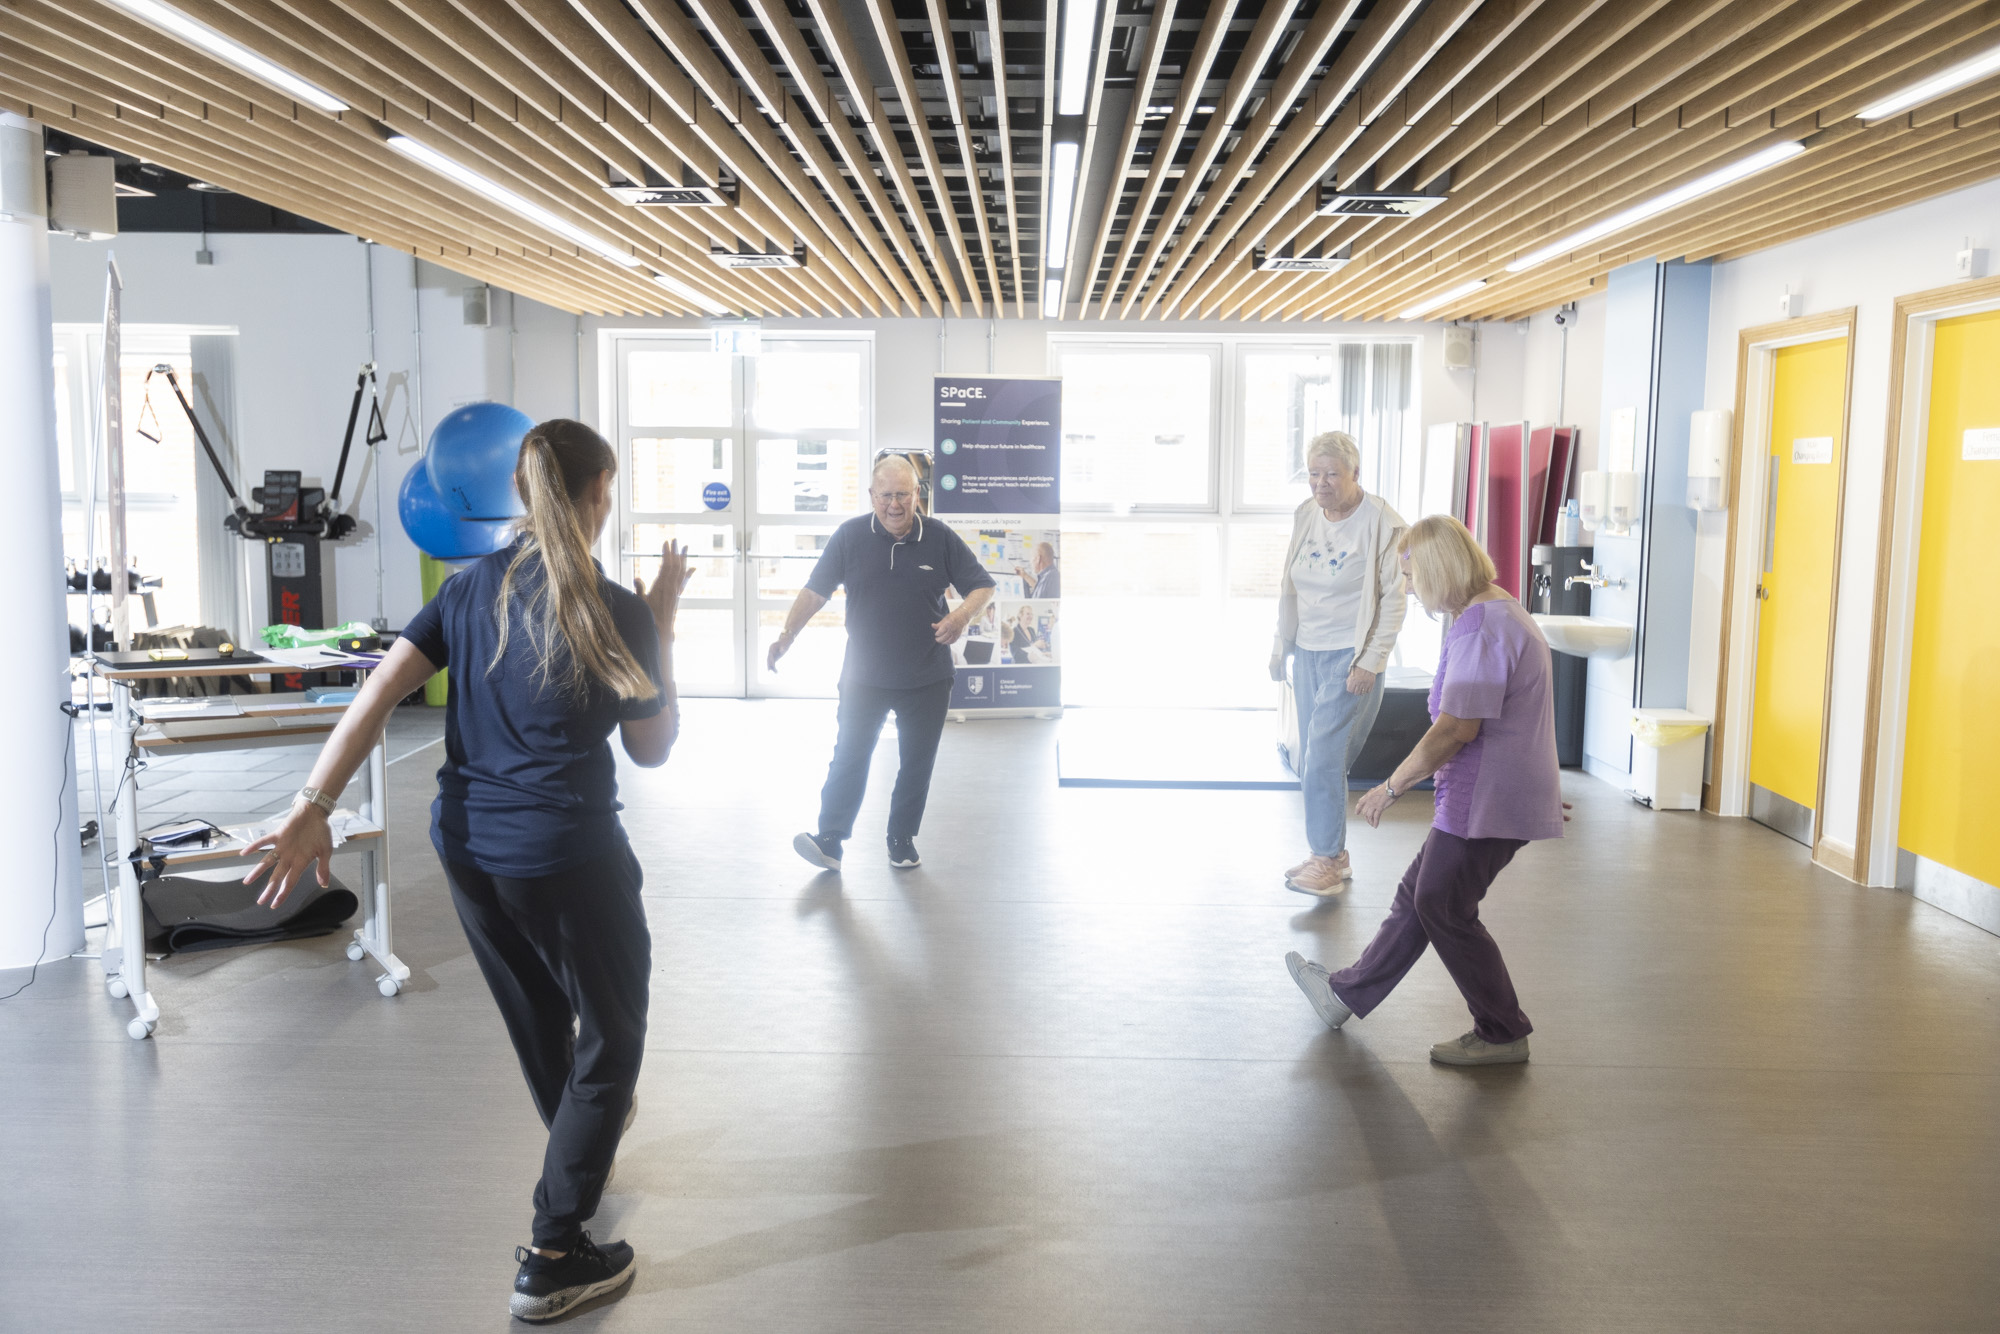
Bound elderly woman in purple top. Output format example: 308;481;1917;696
1284;514;1567;1066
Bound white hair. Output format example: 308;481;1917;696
1304;431;1362;476
871;453;920;489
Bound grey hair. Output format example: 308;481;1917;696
871;452;920;489
1304;431;1362;476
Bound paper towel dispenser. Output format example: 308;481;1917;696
1687;408;1730;511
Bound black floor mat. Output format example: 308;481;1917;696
142;873;357;955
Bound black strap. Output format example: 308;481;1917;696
330;362;386;505
152;364;244;506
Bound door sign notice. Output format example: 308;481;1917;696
1963;427;2000;460
1791;436;1834;465
702;482;732;510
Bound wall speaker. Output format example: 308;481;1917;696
1442;323;1476;371
49;151;117;239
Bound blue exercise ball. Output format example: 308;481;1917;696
425;402;533;519
398;460;514;561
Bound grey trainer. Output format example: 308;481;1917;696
1285;952;1354;1030
1429;1031;1530;1066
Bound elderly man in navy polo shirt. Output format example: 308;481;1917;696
769;453;996;870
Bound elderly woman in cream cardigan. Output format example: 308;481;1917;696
1269;431;1409;896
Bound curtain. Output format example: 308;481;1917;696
189;335;249;641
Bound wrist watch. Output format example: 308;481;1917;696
295;786;336;816
1381;781;1400;800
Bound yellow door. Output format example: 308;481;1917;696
1748;337;1848;812
1899;309;2000;886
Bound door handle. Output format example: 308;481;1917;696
1756;583;1770;601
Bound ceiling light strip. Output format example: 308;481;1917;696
106;0;347;113
1505;142;1806;274
1044;142;1081;271
1857;43;2000;121
384;134;641;270
1398;279;1487;321
653;274;731;317
1057;0;1101;118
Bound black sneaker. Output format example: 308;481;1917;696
794;831;842;870
887;836;921;868
510;1232;635;1322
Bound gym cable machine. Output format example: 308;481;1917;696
138;361;387;635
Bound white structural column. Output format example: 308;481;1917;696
0;111;83;972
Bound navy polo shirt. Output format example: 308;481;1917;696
401;541;664;877
805;512;995;690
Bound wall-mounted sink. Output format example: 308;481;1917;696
1533;614;1633;660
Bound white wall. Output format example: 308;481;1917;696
47;233;580;633
1520;293;1607;469
1692;175;2000;882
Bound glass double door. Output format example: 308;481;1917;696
611;335;870;697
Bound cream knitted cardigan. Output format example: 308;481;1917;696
1269;492;1409;676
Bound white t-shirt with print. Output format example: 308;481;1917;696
1292;505;1368;651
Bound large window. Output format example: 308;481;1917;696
1051;336;1419;708
1059;347;1218;509
54;328;208;638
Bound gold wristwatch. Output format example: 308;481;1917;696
296;786;336;816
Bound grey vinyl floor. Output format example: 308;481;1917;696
4;700;1997;1332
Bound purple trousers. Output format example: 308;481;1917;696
1329;827;1534;1044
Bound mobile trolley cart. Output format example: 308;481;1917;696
89;651;407;1040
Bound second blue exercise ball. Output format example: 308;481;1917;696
425;401;533;519
398;460;515;562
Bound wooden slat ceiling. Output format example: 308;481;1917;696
5;0;1999;321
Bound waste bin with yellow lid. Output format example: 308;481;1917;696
1629;708;1709;810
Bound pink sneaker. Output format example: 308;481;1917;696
1285;853;1350;897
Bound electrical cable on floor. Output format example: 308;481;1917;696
0;707;77;1002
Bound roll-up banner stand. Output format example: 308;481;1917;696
932;374;1062;718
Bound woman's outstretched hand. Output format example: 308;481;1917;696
636;540;693;634
242;803;332;910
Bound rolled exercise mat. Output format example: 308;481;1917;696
142;873;358;955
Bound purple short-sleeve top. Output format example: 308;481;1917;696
1427;599;1565;842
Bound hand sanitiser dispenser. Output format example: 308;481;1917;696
1688;409;1730;511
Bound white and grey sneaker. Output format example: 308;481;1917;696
794;831;842;870
510;1233;635;1322
1285;952;1353;1030
1429;1031;1530;1066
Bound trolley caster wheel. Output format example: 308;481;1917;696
127;1018;153;1040
107;977;128;1000
377;976;401;998
345;942;366;962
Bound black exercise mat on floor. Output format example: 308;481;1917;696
142;874;357;955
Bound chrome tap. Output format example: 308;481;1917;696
1565;560;1626;591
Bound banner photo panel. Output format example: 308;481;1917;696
937;375;1061;712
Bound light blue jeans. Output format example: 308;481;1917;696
1293;646;1387;858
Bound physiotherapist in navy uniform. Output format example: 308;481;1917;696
770;452;996;870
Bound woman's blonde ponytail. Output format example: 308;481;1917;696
491;420;658;703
